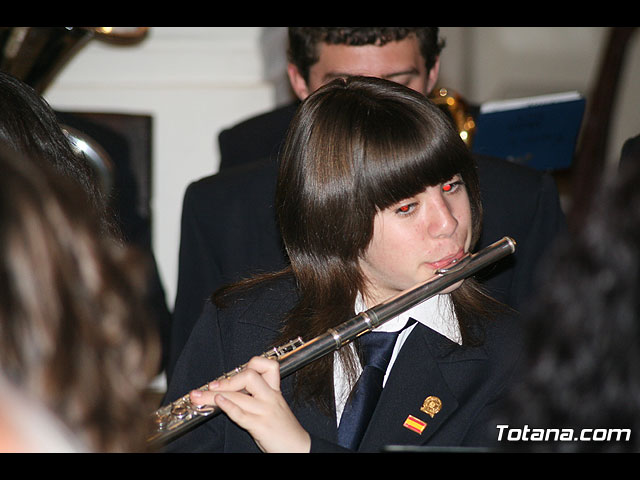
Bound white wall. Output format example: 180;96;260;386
46;27;286;308
44;27;640;309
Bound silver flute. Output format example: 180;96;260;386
148;236;516;447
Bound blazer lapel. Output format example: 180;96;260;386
358;323;489;452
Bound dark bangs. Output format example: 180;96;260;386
353;93;482;244
360;114;468;210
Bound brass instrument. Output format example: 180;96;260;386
430;87;477;147
0;27;149;93
148;236;516;448
0;27;149;192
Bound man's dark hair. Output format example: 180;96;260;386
287;27;445;83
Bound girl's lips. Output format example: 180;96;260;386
427;249;466;270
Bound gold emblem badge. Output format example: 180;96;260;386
420;396;442;418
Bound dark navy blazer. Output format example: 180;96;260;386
164;274;523;453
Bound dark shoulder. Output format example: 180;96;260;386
620;133;640;166
219;102;298;141
218;102;299;170
214;272;298;333
474;154;560;215
183;158;278;204
481;309;524;368
475;154;549;189
206;273;299;369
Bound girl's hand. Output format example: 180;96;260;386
190;356;311;453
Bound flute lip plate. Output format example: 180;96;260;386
434;254;471;275
434;236;515;275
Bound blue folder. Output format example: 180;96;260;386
471;92;586;171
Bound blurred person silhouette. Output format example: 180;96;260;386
0;142;160;452
499;138;640;452
169;28;565;379
0;70;171;374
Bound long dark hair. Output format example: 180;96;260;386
216;77;497;410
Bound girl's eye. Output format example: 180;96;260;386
442;180;464;193
396;203;416;215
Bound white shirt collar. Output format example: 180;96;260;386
354;292;462;344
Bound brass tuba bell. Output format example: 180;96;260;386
0;27;149;192
0;27;149;94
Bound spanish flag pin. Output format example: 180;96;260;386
403;415;427;435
